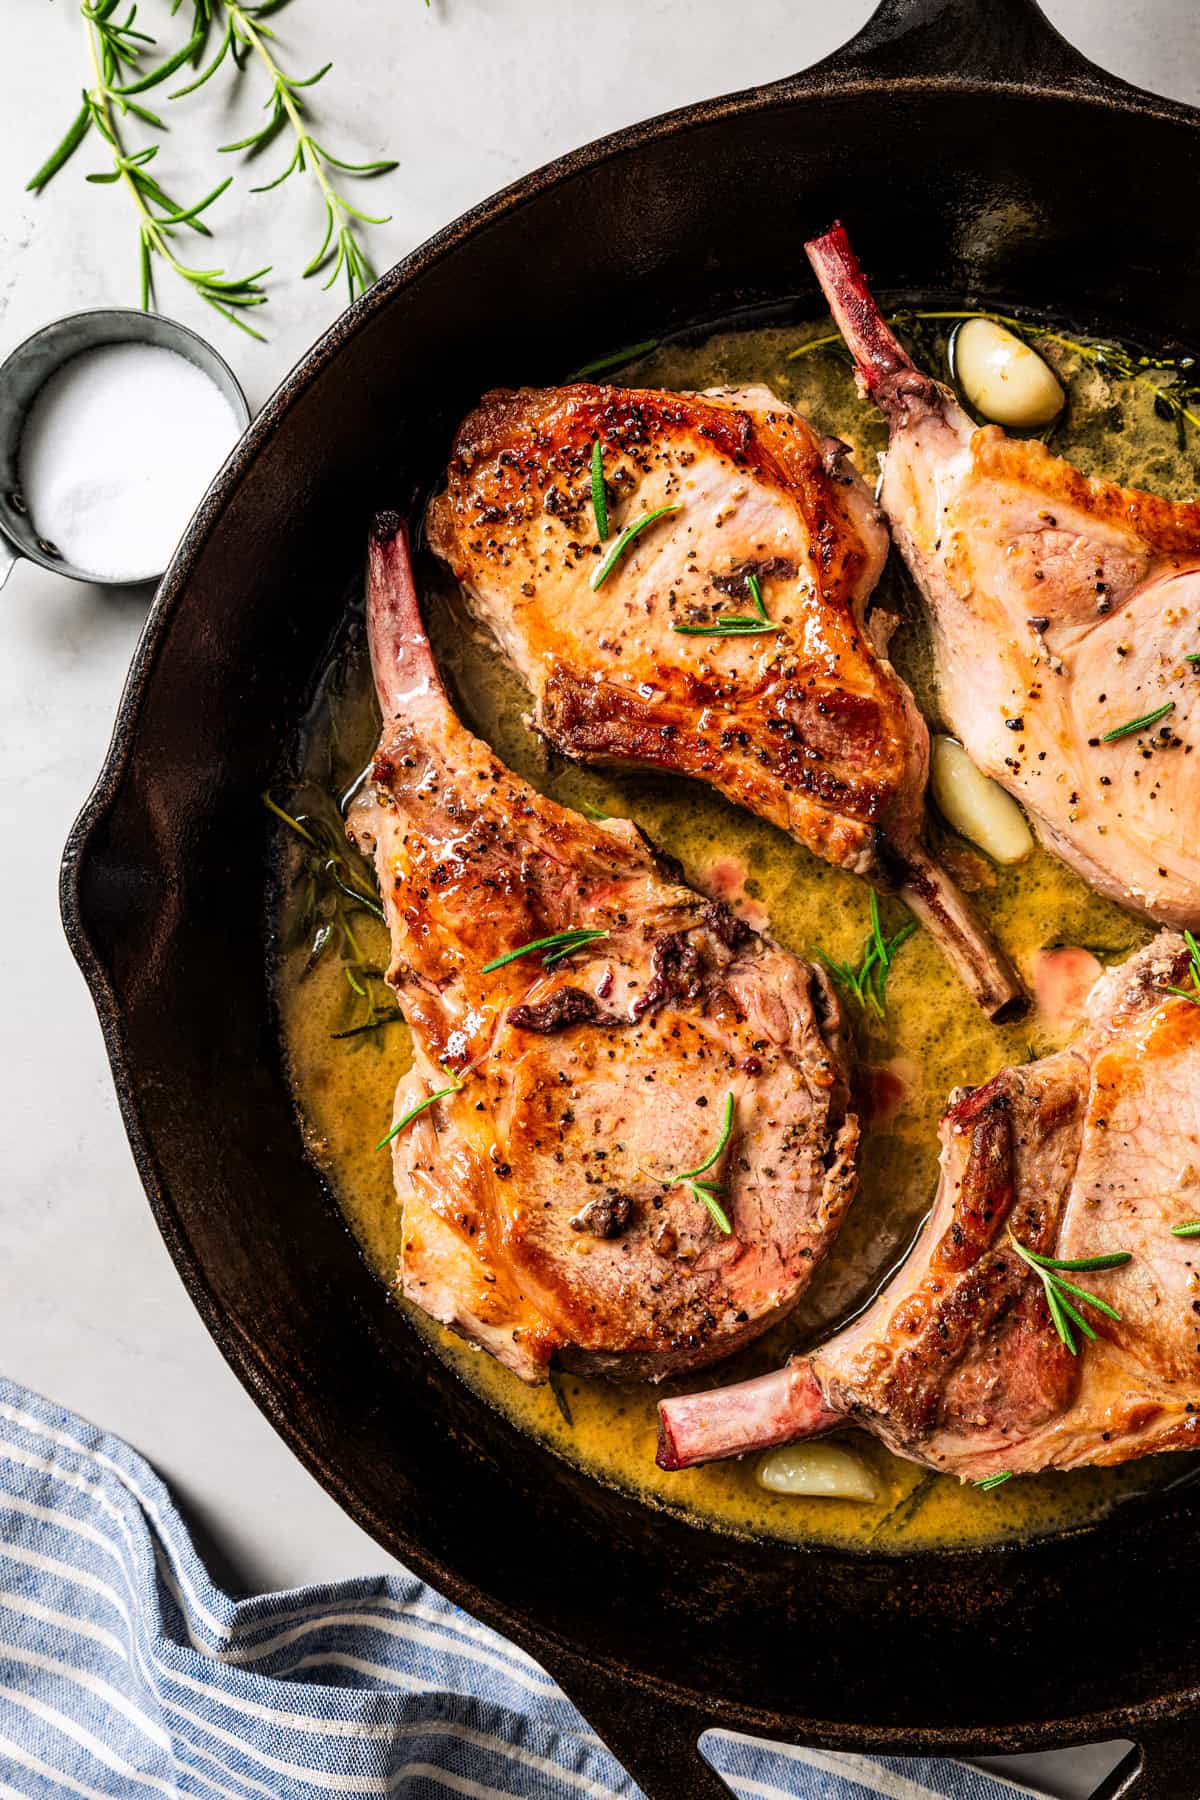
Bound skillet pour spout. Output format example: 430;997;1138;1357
59;0;1200;1792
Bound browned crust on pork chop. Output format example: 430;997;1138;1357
351;517;862;1385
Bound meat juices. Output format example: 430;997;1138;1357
658;935;1200;1481
426;382;1023;1019
807;221;1200;929
348;515;860;1385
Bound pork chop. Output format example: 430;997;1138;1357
425;381;1023;1019
807;221;1200;929
657;933;1200;1478
347;514;861;1384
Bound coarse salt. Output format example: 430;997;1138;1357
18;341;243;581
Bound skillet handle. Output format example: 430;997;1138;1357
541;1655;733;1800
808;0;1156;97
1092;1717;1200;1798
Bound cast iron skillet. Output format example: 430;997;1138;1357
60;0;1200;1792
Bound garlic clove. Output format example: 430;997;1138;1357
950;317;1065;430
757;1441;879;1501
931;735;1034;865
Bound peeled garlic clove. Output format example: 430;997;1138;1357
757;1441;879;1502
931;735;1034;865
951;317;1064;429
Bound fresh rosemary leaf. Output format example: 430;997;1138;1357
158;175;234;227
1017;1246;1132;1273
868;1472;938;1541
671;619;782;638
572;338;660;378
263;788;318;845
1172;1222;1200;1237
676;1093;735;1181
815;893;914;1023
1165;929;1200;1007
1008;1230;1128;1355
114;21;207;95
320;150;398;176
1049;1274;1122;1322
548;1367;574;1427
481;928;609;974
1053;1290;1098;1343
1100;701;1175;743
669;1093;736;1236
170;18;234;98
673;566;781;638
580;801;611;823
689;1181;733;1236
27;100;93;192
323;863;385;921
590;440;608;542
344;964;368;999
785;332;844;362
1187;651;1200;666
591;505;680;590
264;785;394;1038
376;1072;463;1151
1045;1281;1074;1354
330;1012;402;1040
973;1471;1014;1491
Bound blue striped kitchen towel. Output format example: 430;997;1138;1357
0;1375;1094;1798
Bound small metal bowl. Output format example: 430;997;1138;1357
0;308;250;590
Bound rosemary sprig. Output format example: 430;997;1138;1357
816;892;915;1023
672;619;781;638
1166;929;1200;1007
868;1471;938;1542
547;1367;574;1427
174;0;396;306
974;1472;1014;1491
28;1;197;194
590;441;608;542
672;618;782;638
482;928;609;974
1100;700;1175;743
672;567;782;639
28;1;268;332
572;339;660;379
591;505;680;590
668;1092;735;1236
1172;1222;1200;1238
1007;1231;1130;1357
376;1067;464;1151
264;787;401;1038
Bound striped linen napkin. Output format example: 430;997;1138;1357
0;1375;1104;1798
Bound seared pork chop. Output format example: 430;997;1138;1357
348;515;860;1384
808;221;1200;928
658;934;1200;1479
426;381;1023;1019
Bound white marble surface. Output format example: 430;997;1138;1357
1;0;1198;1785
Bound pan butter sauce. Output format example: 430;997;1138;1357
278;312;1198;1549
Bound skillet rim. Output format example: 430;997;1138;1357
57;48;1200;1772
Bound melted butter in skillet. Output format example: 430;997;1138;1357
278;315;1198;1550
